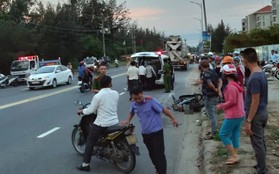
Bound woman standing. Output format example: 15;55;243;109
216;64;245;165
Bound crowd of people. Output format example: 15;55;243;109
195;48;268;174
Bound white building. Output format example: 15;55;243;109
242;5;272;32
272;0;279;24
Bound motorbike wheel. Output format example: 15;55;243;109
79;84;85;93
275;70;279;80
71;127;86;156
113;140;136;173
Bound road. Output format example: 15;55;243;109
0;65;197;174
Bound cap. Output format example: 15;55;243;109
223;64;237;75
233;56;241;63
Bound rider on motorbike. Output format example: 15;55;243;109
78;61;92;86
76;75;119;172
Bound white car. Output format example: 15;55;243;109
27;65;73;90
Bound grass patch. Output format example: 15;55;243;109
267;125;279;140
216;145;229;157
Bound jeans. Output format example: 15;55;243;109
142;129;167;174
250;110;268;174
204;96;219;134
219;117;244;148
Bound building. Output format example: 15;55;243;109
272;0;279;24
242;5;272;32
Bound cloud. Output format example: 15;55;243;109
129;8;164;19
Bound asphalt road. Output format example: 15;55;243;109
0;65;196;174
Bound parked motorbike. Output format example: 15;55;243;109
72;100;140;173
0;74;19;88
262;62;279;80
115;59;119;68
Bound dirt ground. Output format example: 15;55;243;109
202;78;279;174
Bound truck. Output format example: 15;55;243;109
165;35;189;70
10;55;61;82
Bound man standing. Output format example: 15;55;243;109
242;48;268;174
91;62;107;94
139;62;146;90
145;63;157;90
163;59;171;93
127;61;139;100
195;60;222;139
76;76;119;172
122;86;178;174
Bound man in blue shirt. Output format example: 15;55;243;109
242;48;268;174
122;86;178;174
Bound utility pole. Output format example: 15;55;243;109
101;17;106;57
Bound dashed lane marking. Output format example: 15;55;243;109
37;127;60;138
0;73;126;110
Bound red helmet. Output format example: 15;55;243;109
215;56;221;61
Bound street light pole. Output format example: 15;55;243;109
202;0;208;32
190;1;203;31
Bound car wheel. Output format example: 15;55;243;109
52;79;57;88
29;87;35;90
67;76;72;84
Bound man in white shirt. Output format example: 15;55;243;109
127;61;139;100
145;63;157;90
138;62;146;90
76;75;119;172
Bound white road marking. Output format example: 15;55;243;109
22;88;29;91
0;73;126;110
37;127;60;138
124;88;127;91
119;92;125;96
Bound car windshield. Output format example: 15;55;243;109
11;61;29;71
84;58;95;64
35;66;55;74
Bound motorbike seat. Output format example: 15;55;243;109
105;126;125;134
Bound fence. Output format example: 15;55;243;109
234;44;279;61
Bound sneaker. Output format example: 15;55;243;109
76;164;90;172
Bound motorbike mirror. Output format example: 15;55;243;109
74;100;82;106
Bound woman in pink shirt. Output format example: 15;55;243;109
216;64;245;165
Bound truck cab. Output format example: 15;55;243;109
10;55;39;82
131;52;175;86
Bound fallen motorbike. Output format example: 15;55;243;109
72;100;140;173
172;93;204;112
0;74;19;88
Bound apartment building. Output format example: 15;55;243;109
242;5;272;32
272;0;279;24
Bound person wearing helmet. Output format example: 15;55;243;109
233;57;245;87
78;61;86;81
216;64;245;165
215;56;222;77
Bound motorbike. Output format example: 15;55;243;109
78;74;92;93
172;93;204;112
0;74;19;88
262;62;279;80
72;100;140;173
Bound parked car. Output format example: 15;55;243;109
27;65;73;90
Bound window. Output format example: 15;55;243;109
272;9;277;15
263;16;265;20
263;22;265;26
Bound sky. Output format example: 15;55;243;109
43;0;272;47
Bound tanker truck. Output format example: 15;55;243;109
165;35;189;70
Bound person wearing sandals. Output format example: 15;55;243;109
216;64;245;165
